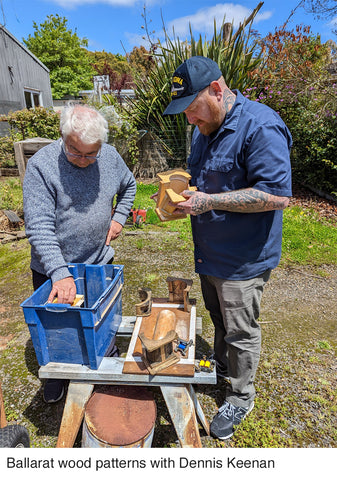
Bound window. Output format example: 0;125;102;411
24;89;42;109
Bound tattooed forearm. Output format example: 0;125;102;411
210;188;290;213
176;188;289;216
189;192;213;215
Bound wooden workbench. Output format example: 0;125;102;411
39;310;216;448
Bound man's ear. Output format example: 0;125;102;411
209;81;223;100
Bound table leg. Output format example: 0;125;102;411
56;382;94;448
187;384;210;436
160;385;202;447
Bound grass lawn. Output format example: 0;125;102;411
0;178;336;449
2;178;337;267
133;182;337;267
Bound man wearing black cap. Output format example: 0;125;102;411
163;56;292;440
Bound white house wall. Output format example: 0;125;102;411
0;25;53;127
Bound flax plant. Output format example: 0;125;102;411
127;3;264;166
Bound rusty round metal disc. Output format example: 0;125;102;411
84;385;157;446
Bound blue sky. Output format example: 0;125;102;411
1;0;336;54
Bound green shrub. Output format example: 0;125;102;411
108;122;139;169
246;25;337;195
0;136;15;168
244;84;337;196
0;178;23;215
5;107;60;140
291;111;337;196
0;107;60;171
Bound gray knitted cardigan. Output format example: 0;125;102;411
23;139;136;283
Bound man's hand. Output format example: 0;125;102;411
47;277;76;304
106;219;123;245
175;190;213;216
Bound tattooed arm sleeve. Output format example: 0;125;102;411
176;188;290;216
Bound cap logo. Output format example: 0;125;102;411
171;75;187;97
172;76;183;85
171;86;184;95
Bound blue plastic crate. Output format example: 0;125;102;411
21;263;124;370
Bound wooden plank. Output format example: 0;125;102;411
161;385;202;448
0;168;19;177
38;357;217;386
13;142;26;185
20;138;53;153
187;384;210;436
56;382;94;448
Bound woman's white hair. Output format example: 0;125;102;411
60;103;108;144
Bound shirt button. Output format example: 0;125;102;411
197;259;203;263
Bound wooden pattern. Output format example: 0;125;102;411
135;287;152;316
50;294;84;307
38;314;215;448
155;168;197;222
123;302;196;376
167;276;193;312
138;309;180;375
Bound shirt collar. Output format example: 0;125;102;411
208;89;244;142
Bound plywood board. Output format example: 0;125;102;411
122;302;196;376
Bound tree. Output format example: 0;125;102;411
87;51;129;76
86;50;133;95
302;0;337;19
127;46;155;82
257;25;329;86
23;14;95;99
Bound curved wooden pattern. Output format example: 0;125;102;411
138;309;179;375
155;168;197;222
135;287;152;316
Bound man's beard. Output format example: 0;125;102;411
197;100;223;136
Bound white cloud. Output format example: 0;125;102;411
328;16;337;27
166;3;272;38
47;0;158;8
124;32;151;50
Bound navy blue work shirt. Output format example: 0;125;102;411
188;90;292;280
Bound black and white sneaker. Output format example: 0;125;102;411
210;400;254;440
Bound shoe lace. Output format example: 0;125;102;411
218;402;235;419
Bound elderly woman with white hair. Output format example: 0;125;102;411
23;103;136;403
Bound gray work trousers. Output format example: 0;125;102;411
200;270;271;408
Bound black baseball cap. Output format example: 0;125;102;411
163;56;222;116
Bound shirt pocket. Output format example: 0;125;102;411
202;155;234;193
207;155;234;173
